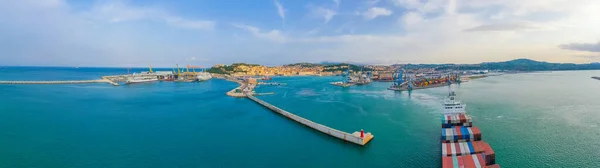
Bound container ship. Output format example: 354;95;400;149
441;92;499;168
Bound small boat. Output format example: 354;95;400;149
592;76;600;80
330;81;354;87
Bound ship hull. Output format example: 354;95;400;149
126;79;158;84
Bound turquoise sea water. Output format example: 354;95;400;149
0;67;599;168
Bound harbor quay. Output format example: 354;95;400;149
0;66;211;86
219;74;374;146
0;79;119;86
247;94;374;146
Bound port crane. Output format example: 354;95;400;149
393;69;404;86
390;68;412;91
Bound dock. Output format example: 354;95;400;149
226;84;248;97
0;79;119;86
246;94;374;146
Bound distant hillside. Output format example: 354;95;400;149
323;63;372;72
207;63;260;74
435;59;600;71
319;61;366;66
285;62;321;67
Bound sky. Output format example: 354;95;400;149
1;0;600;67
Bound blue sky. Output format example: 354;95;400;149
1;0;600;67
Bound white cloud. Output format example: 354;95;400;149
308;0;341;25
306;0;600;64
274;0;285;25
390;0;446;14
366;0;381;6
464;22;541;32
391;0;422;9
232;23;287;43
186;56;210;62
165;17;215;29
0;0;218;67
399;12;423;27
362;7;393;20
310;7;337;24
560;41;600;52
86;1;215;30
333;0;341;7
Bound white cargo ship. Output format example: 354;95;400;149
125;75;158;84
196;72;212;81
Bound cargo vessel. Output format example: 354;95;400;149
441;92;499;168
125;76;159;84
196;72;212;81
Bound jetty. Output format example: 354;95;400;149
246;94;374;146
0;79;119;86
220;75;374;145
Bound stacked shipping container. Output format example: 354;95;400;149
441;113;472;128
441;126;482;142
442;114;498;168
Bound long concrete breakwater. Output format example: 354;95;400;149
246;94;374;146
0;79;119;86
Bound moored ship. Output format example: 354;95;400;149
196;72;212;81
125;76;159;84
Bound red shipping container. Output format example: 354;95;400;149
442;156;454;168
446;143;452;156
457;155;464;168
481;143;496;165
472;141;484;153
462;153;476;168
477;154;486;166
455;142;461;155
455;126;462;139
471;127;482;140
486;164;500;168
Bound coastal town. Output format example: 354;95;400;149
206;62;497;79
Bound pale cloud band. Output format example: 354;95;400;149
362;7;393;20
560;42;600;53
274;0;285;27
